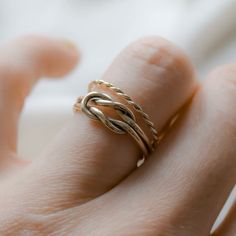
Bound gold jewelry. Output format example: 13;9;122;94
74;80;159;161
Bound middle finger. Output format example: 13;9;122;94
97;65;236;236
21;37;196;210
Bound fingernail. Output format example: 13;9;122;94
60;39;77;51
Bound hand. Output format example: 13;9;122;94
0;35;235;236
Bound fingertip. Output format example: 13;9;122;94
42;37;80;77
9;35;80;78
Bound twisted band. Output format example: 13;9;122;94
74;80;159;161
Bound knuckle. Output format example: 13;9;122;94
208;64;236;90
206;64;236;109
205;65;236;135
127;36;194;82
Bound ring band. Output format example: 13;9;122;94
74;80;159;162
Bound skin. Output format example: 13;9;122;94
0;35;235;236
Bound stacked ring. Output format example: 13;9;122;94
74;80;159;162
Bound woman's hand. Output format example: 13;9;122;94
0;35;235;236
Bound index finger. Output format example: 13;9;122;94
0;35;79;164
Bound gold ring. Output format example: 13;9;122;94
74;80;159;163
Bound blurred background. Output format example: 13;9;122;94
0;0;235;227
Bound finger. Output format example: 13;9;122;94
96;65;236;236
26;36;197;210
0;35;79;165
212;200;236;236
